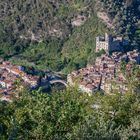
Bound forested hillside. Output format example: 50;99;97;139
0;0;140;73
0;1;140;139
99;0;140;49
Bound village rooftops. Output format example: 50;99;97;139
0;61;40;100
67;50;140;94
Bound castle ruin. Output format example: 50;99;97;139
96;33;126;53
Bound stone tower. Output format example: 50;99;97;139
96;33;111;53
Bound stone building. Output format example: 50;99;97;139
96;33;125;53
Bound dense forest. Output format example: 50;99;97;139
0;0;140;73
0;86;140;139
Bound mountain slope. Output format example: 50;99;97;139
0;0;140;73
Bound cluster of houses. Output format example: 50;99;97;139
1;33;140;100
67;38;140;95
0;61;40;102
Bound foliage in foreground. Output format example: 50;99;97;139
0;87;140;140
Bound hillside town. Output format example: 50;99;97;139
0;61;41;102
67;33;140;95
1;33;140;101
0;60;68;102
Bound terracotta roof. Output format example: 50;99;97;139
11;67;25;75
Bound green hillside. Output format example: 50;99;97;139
0;0;108;73
0;0;140;73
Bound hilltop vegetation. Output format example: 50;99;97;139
0;0;140;73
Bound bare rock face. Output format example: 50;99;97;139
97;12;114;29
71;15;88;27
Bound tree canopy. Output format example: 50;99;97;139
0;87;140;139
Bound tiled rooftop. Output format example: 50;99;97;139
68;50;140;94
0;61;40;101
